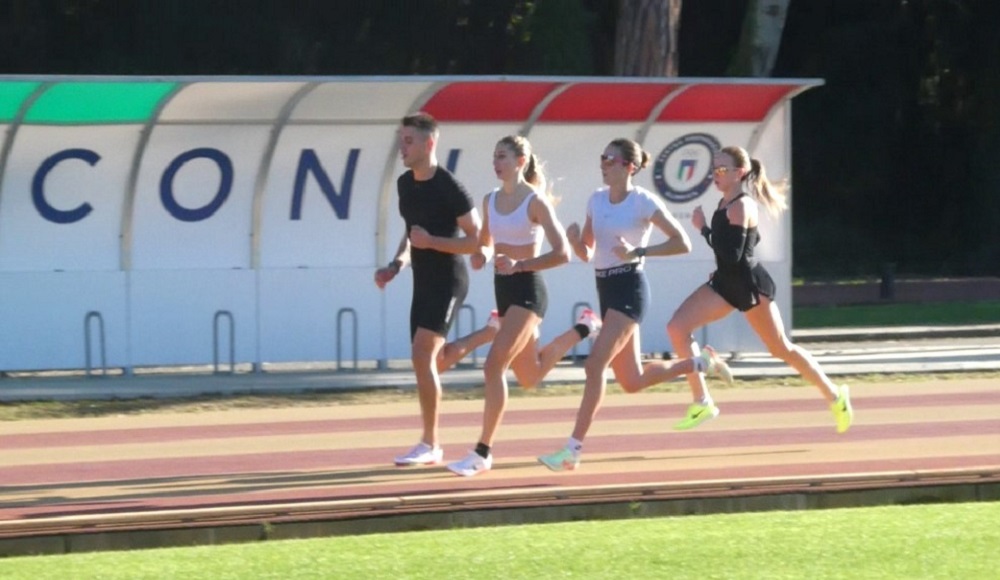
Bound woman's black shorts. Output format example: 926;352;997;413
494;271;547;317
708;263;776;312
595;263;648;323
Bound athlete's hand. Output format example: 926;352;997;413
409;226;433;249
613;236;636;261
566;223;581;245
374;266;396;289
470;251;487;270
691;206;706;230
494;254;517;275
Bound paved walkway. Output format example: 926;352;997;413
1;324;999;401
0;326;998;552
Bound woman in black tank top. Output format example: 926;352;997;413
665;146;854;435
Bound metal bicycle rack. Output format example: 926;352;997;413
451;303;478;368
336;307;358;371
569;301;593;365
213;310;235;374
84;311;107;377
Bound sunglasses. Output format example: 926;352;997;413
712;166;740;176
600;153;631;166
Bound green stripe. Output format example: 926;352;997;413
24;82;177;124
0;82;43;122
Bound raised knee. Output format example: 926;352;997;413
518;377;539;389
619;379;642;394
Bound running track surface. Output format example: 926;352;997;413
2;377;998;527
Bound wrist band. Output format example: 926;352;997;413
387;259;402;273
634;247;647;258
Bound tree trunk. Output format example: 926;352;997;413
614;0;682;76
728;0;790;77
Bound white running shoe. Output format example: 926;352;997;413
487;309;501;331
576;308;602;339
446;451;493;477
537;446;581;471
394;442;443;466
699;345;734;385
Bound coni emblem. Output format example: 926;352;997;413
652;133;721;203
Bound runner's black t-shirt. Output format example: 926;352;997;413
397;167;474;273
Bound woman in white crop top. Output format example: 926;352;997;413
538;138;734;473
446;135;603;478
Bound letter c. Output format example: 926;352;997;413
32;148;99;224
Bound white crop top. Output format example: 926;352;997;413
586;186;667;270
487;189;543;247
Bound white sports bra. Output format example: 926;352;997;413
488;189;543;247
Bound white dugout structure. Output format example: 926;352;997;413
0;76;820;374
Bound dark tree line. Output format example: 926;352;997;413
1;0;997;278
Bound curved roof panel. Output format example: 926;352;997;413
0;81;41;122
421;81;561;122
24;82;176;124
158;82;306;122
291;81;435;122
537;82;682;122
415;78;819;125
657;83;804;122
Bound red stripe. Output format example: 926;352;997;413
537;82;682;122
5;390;999;448
421;81;561;122
658;83;800;122
420;81;811;123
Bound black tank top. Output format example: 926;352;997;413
710;193;761;271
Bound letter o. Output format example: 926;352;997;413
160;148;233;222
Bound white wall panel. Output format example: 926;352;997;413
128;270;256;366
259;125;394;268
0;272;127;370
257;268;381;363
0;126;140;271
130;125;268;269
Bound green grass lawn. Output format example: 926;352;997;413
1;502;997;579
793;301;1000;328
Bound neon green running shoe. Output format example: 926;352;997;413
830;385;853;434
537;446;580;472
700;345;734;385
673;401;720;431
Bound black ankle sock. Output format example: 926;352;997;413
474;442;491;459
574;323;590;340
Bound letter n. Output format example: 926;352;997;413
290;149;360;220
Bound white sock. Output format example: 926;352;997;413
567;436;583;452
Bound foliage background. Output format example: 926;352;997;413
2;0;997;278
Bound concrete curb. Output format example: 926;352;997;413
1;467;997;556
792;324;1000;343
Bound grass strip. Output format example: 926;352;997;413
1;502;997;579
